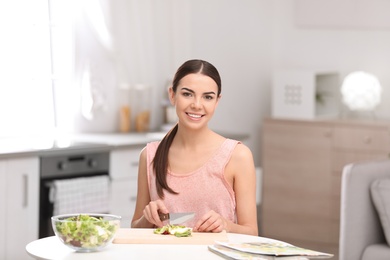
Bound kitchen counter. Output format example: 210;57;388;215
0;132;167;159
0;131;249;159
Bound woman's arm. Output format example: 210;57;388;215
131;148;153;228
225;143;258;235
131;148;168;228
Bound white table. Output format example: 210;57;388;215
26;232;310;260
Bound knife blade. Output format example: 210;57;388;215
158;212;195;225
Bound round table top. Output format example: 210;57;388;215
26;230;309;260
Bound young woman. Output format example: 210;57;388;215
131;59;258;236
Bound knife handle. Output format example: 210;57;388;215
158;213;169;221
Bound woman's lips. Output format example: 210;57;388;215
186;112;204;120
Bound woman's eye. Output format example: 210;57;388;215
182;92;192;97
204;95;214;100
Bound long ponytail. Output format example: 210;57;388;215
153;124;178;198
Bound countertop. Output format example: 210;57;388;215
0;131;249;159
0;132;167;159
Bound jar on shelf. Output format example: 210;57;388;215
118;84;131;133
131;84;151;132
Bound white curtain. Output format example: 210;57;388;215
0;1;54;137
0;1;191;137
49;0;118;133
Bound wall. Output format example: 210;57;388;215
189;0;390;166
108;0;273;165
272;0;390;120
185;0;273;166
107;0;390;167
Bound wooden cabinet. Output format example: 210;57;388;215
261;118;390;258
0;157;39;260
109;146;143;228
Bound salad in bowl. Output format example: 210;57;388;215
51;213;121;252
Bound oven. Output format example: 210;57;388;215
39;151;110;238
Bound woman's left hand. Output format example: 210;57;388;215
192;210;227;233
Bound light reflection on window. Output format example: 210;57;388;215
0;1;54;137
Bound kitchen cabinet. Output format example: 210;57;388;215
0;157;39;260
261;118;390;259
109;146;144;228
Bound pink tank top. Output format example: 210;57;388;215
146;139;239;228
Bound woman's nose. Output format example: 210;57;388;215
191;98;202;109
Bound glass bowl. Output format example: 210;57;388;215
51;213;121;252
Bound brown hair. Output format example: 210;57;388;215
153;59;222;198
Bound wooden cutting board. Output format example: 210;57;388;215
113;228;228;245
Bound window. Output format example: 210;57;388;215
0;1;54;137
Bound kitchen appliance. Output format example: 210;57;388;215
39;149;110;238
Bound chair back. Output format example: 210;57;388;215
339;159;390;260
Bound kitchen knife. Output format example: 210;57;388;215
159;212;195;225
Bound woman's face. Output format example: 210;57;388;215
169;73;220;130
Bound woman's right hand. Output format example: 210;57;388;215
142;199;169;227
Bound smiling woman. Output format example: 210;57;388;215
131;60;258;236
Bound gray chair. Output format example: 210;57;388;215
339;159;390;260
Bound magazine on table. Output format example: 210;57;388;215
208;240;333;259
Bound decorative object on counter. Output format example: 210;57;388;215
52;213;121;252
131;84;151;132
272;70;340;119
120;106;131;132
118;83;131;132
135;110;150;132
340;71;382;115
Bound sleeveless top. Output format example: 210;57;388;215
146;139;239;228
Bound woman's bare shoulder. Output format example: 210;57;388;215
225;141;254;171
232;142;253;160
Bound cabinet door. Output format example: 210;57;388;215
0;161;6;260
262;119;333;246
5;157;39;260
110;147;142;226
110;146;142;180
110;179;137;228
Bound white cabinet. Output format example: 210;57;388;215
1;157;39;260
272;70;340;119
109;146;143;228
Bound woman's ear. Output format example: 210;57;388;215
168;87;175;105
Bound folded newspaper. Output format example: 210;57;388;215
208;240;333;259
